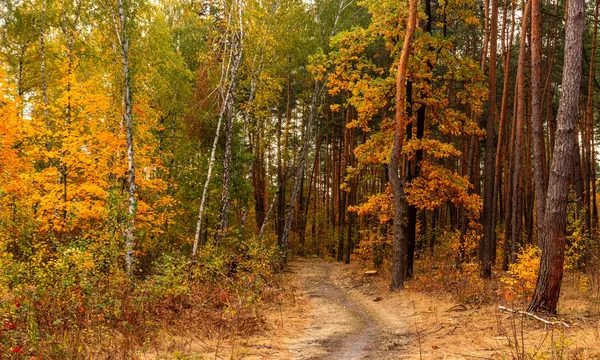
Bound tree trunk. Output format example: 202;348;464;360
481;0;498;278
216;6;244;241
300;135;322;246
511;0;530;263
493;0;515;266
345;127;356;264
280;81;323;262
252;148;267;230
528;0;584;314
40;0;49;130
337;126;346;261
389;0;417;291
584;0;599;240
118;0;137;273
531;0;547;247
192;14;243;256
216;86;236;241
276;110;285;245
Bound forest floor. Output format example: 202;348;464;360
145;258;600;359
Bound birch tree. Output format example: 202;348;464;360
117;0;137;273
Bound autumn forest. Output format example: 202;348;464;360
1;0;600;358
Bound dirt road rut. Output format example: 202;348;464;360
285;259;410;359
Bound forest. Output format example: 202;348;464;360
1;0;600;358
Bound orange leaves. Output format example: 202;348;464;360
405;161;482;220
350;186;393;223
323;0;486;235
353;118;394;164
402;138;461;159
0;55;173;239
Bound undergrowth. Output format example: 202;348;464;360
0;233;281;359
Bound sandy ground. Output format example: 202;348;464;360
144;258;600;359
283;258;411;359
143;258;412;359
241;258;600;359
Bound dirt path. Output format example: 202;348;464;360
283;258;411;359
146;258;600;359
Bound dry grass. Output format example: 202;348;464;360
130;256;600;359
337;256;600;359
139;270;300;359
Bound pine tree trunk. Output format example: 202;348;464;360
531;0;547;247
493;0;515;266
511;0;530;263
252;148;267;230
300;135;322;246
345;127;356;264
337;125;346;261
389;0;417;291
481;0;498;278
528;0;584;314
504;66;519;269
584;0;599;240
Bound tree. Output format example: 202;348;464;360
531;0;546;248
528;0;584;314
388;0;417;290
215;0;244;242
117;0;137;273
481;0;498;278
510;0;530;264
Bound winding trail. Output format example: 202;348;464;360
148;257;579;359
284;258;411;359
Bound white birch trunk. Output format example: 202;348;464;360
192;2;244;255
118;0;137;273
280;81;323;261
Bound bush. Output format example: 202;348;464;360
0;230;280;358
500;245;540;305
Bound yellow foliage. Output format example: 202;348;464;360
350;186;393;223
500;245;541;303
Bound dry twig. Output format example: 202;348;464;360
498;306;570;328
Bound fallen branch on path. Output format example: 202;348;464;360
498;306;570;328
447;352;493;360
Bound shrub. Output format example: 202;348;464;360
500;245;540;305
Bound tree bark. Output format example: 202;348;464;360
528;0;584;314
531;0;547;247
280;81;323;262
216;4;244;242
118;0;137;273
192;12;243;256
584;0;599;240
216;83;236;241
493;0;515;267
511;0;530;263
300;135;322;246
345;127;356;264
389;0;417;291
481;0;498;278
337;125;346;261
40;0;49;130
